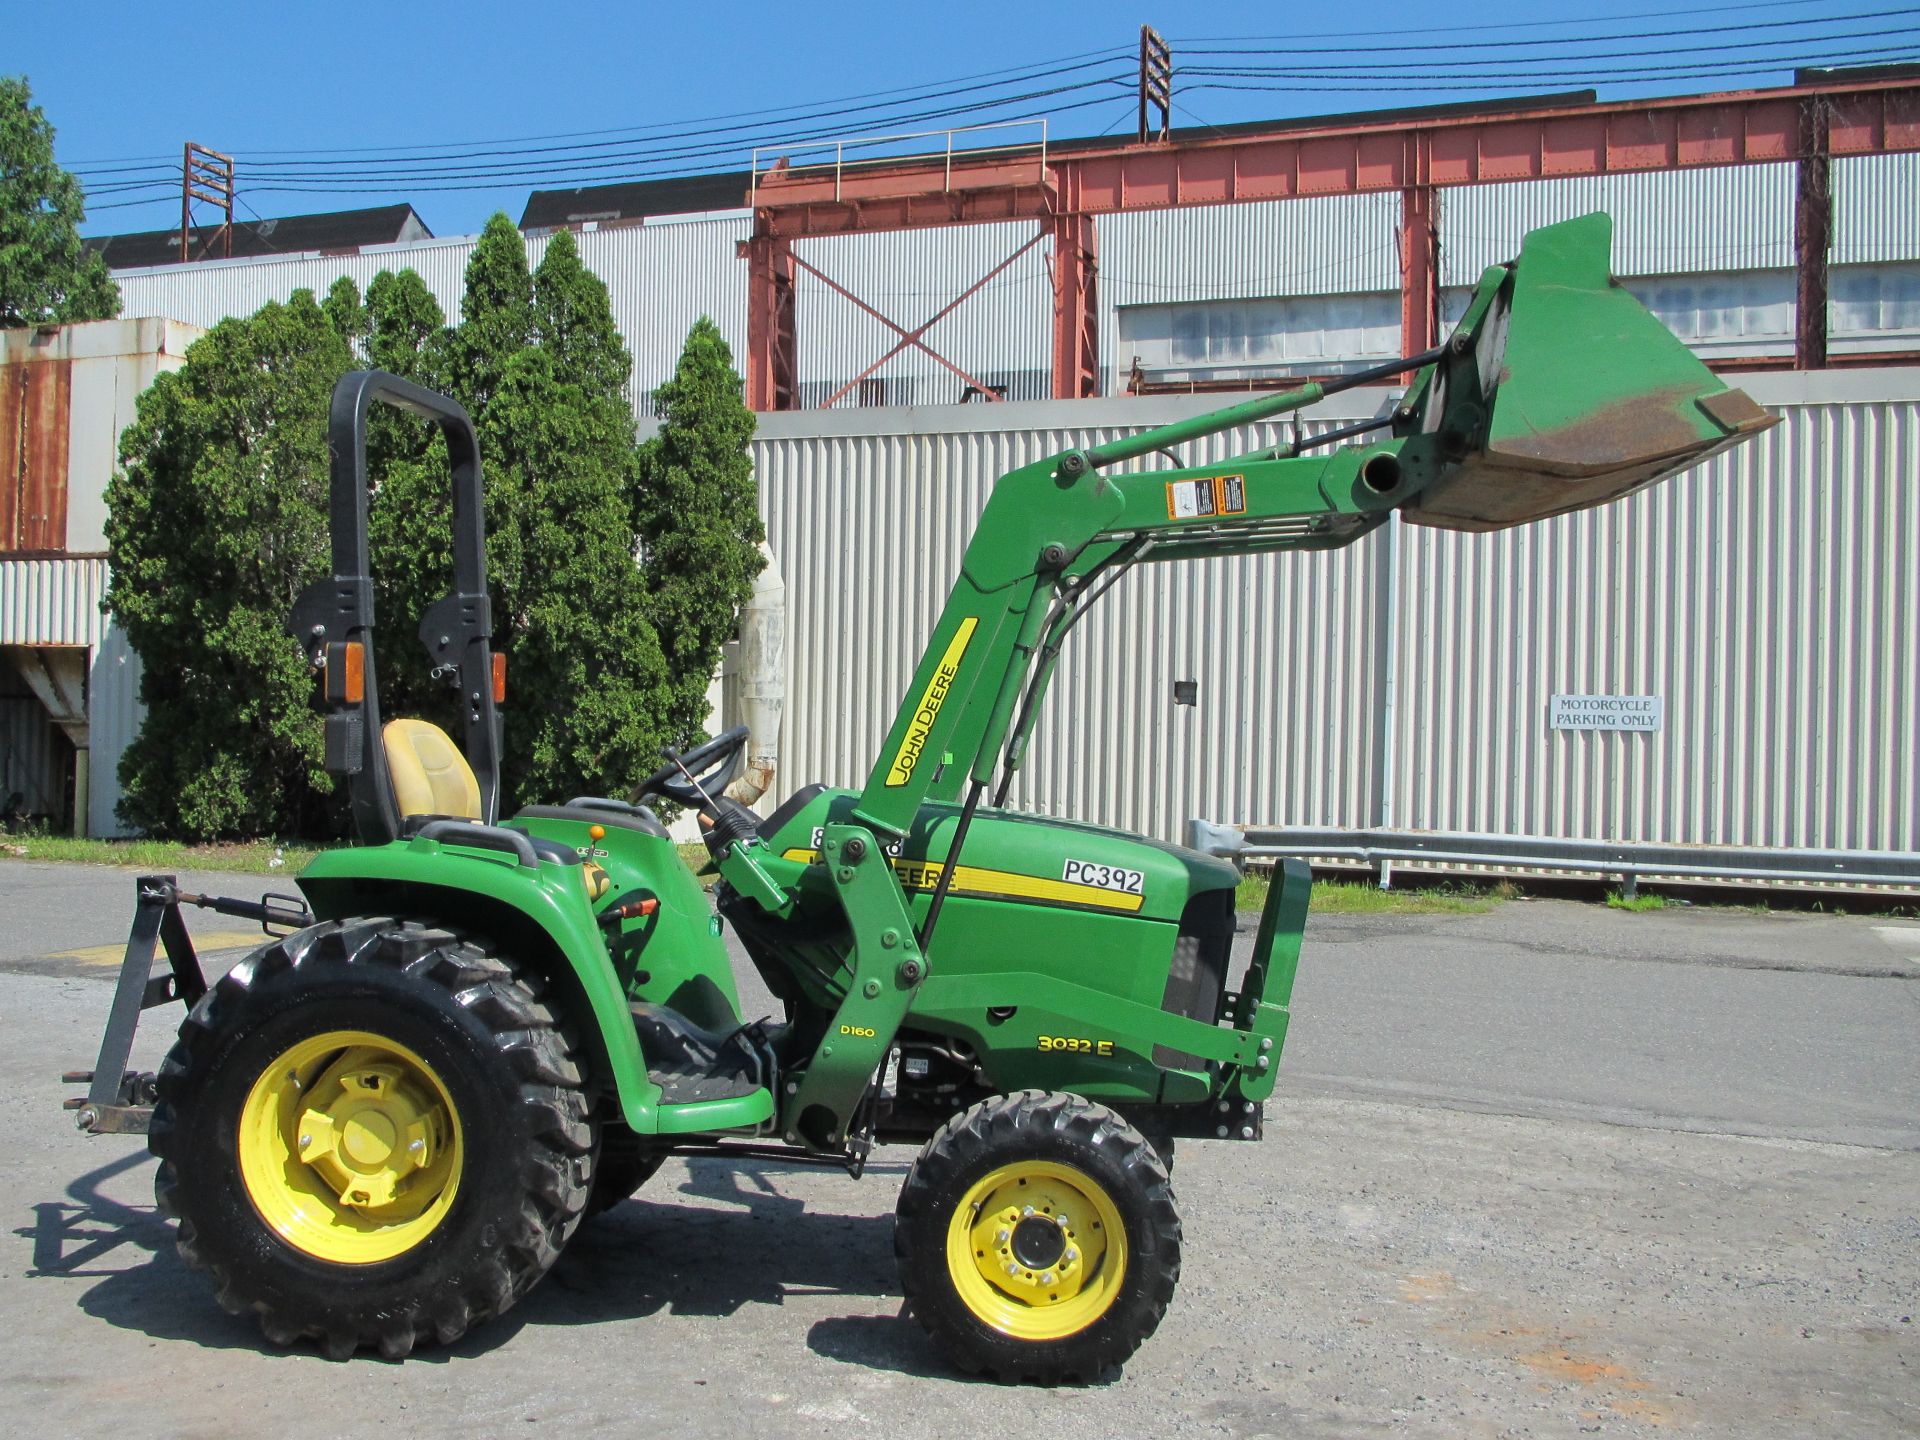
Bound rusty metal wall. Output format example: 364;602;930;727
752;369;1918;859
0;358;72;552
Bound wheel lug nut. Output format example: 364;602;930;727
1022;1205;1036;1217
1064;1248;1078;1263
1041;1272;1056;1286
995;1228;1009;1243
298;1133;311;1148
1004;1262;1019;1276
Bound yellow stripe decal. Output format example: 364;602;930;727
778;848;1144;914
885;617;978;787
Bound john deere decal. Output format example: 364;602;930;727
886;617;978;786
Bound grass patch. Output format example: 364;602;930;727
0;833;322;875
1605;889;1669;912
1235;869;1502;916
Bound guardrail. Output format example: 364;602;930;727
1185;822;1920;895
750;119;1048;208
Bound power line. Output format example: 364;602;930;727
207;81;1133;193
67;48;1132;176
1182;58;1920;94
235;90;1140;198
1177;12;1920;63
1181;35;1920;79
1179;45;1920;87
1170;0;1878;43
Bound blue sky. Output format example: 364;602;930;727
11;0;1914;239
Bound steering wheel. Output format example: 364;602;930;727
628;725;750;807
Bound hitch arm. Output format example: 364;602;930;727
64;876;311;1135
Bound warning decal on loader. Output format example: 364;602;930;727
1166;474;1247;521
885;617;978;786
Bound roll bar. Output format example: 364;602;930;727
288;371;501;846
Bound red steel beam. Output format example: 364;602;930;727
1399;134;1439;362
1047;212;1099;400
742;78;1920;404
1795;96;1833;370
751;79;1920;238
738;234;796;411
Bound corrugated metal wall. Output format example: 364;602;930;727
754;369;1918;857
755;401;1387;835
1440;165;1798;282
0;556;108;646
1833;152;1920;266
0;692;66;822
1393;378;1919;853
87;624;143;837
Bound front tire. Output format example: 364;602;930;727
149;919;593;1359
895;1090;1180;1382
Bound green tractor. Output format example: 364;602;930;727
68;215;1772;1381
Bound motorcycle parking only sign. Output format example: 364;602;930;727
1550;694;1663;732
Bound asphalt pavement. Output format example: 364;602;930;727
2;857;1914;1439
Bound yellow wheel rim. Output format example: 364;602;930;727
945;1160;1128;1341
237;1029;463;1265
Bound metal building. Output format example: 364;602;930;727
751;369;1917;886
24;77;1919;876
0;319;198;835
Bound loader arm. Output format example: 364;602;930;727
710;212;1775;1150
848;212;1774;840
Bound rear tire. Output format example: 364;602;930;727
585;1123;666;1217
895;1090;1180;1383
149;918;593;1359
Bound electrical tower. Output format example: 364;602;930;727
180;143;235;263
1138;26;1171;144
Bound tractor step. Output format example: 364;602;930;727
630;1002;782;1106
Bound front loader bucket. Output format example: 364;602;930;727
1405;213;1777;533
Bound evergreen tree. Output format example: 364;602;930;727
320;276;368;349
106;213;765;836
0;75;118;328
534;229;630;398
636;318;765;740
450;213;535;419
105;291;356;837
488;346;670;799
365;267;448;385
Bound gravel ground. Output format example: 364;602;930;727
2;861;1914;1438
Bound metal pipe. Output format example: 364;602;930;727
918;780;984;953
1188;822;1920;892
1083;346;1447;470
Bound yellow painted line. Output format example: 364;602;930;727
778;848;1143;914
51;929;264;967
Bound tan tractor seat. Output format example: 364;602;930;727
383;718;482;822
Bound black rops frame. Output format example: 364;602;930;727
288;371;501;845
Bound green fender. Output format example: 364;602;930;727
297;836;663;1128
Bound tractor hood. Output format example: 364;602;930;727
759;786;1238;928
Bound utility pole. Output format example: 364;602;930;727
180;143;235;263
1138;26;1171;144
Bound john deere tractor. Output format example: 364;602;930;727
68;215;1772;1381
